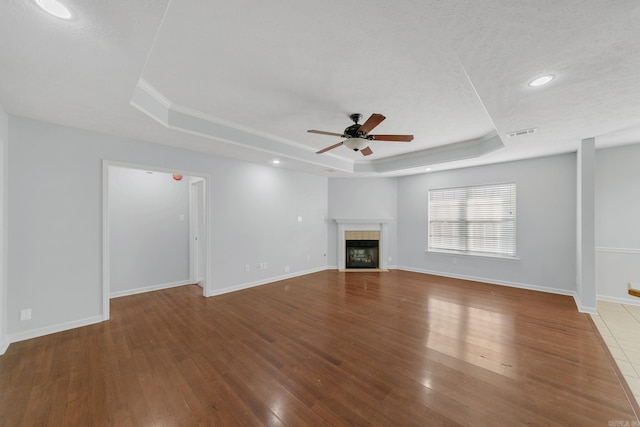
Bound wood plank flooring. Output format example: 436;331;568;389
1;270;638;426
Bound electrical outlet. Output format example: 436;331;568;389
245;264;250;272
258;263;264;270
297;216;302;222
263;262;268;269
284;265;290;273
306;255;311;261
20;308;31;321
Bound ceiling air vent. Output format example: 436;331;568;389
506;127;537;138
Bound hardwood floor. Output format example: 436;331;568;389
1;270;638;426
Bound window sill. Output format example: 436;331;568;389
425;249;520;262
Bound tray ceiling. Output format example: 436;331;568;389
1;0;639;175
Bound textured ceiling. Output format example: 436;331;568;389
1;0;639;176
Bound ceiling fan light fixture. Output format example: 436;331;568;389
528;74;555;87
343;138;369;151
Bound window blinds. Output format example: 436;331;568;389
428;183;516;257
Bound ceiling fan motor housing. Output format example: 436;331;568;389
344;123;366;138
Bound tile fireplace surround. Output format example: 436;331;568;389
334;219;389;271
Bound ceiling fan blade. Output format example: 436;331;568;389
357;113;386;134
308;130;345;137
360;146;373;156
316;141;344;154
371;134;414;142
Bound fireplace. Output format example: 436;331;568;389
334;219;389;272
346;240;379;269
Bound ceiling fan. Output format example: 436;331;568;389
308;113;414;156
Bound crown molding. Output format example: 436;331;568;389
131;79;503;175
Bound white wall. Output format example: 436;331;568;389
327;178;398;268
595;143;640;304
7;116;328;342
396;154;578;296
108;167;190;296
211;160;328;290
576;139;596;312
0;105;7;354
9;111;628;348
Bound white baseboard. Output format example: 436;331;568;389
597;294;640;307
0;337;8;356
207;266;329;297
110;280;191;299
573;293;597;314
400;265;596;313
396;265;576;298
391;266;596;313
7;315;103;346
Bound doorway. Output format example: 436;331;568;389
102;161;210;320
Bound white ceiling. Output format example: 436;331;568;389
2;0;640;176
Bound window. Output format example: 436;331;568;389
428;182;516;257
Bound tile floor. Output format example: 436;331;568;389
591;301;640;405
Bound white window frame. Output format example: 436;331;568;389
428;182;517;258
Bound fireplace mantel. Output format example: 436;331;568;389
333;219;390;271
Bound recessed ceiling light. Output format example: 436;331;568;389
36;0;72;19
528;74;555;87
272;159;280;165
425;168;432;172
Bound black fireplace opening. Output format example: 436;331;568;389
346;240;379;269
